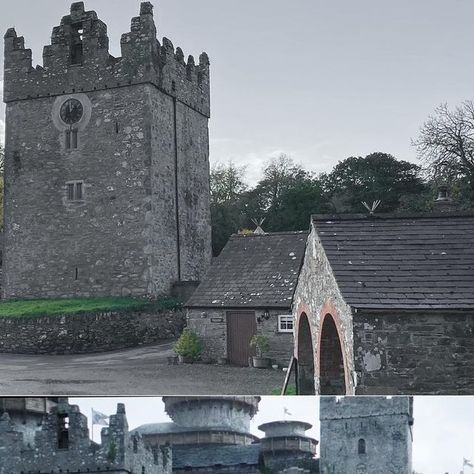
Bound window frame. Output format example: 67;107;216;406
278;314;294;333
66;180;85;202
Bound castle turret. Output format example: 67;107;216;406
258;420;318;473
0;397;59;446
134;397;261;448
0;399;171;474
320;396;413;474
2;2;211;300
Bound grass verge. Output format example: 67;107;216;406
0;296;180;318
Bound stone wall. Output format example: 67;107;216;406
292;224;355;394
187;308;293;367
353;310;474;394
0;308;185;354
0;400;171;474
2;2;211;299
319;396;413;474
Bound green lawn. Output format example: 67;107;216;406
0;296;180;318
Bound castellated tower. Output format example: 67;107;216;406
2;1;211;299
319;396;414;474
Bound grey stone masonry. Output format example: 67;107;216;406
2;2;211;299
319;396;413;474
0;308;185;354
353;310;474;394
0;399;172;474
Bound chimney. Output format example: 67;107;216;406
433;184;456;213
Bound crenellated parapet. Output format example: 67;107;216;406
3;1;210;117
320;396;414;422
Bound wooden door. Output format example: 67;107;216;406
227;311;257;366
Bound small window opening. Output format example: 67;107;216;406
65;129;78;150
142;467;146;474
71;129;78;148
278;315;293;333
66;181;84;202
57;414;70;449
115;121;120;134
358;438;366;455
74;267;79;281
70;23;84;65
133;437;138;453
171;80;176;92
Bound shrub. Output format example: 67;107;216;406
174;328;202;360
250;335;270;358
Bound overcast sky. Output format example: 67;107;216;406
71;396;474;474
2;0;474;183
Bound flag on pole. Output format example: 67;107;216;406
91;409;109;426
464;458;473;467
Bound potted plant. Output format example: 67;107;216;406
250;335;271;368
174;328;202;363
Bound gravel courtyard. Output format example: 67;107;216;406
0;341;286;395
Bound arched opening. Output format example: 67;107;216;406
297;313;315;395
319;314;346;395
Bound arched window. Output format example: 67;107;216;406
358;438;366;455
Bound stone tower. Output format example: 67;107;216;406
319;396;413;474
0;399;171;474
2;1;211;299
0;397;59;446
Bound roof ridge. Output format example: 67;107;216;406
312;211;474;221
230;230;309;238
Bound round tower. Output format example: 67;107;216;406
0;397;60;446
134;396;260;447
258;420;318;473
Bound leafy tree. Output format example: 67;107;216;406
210;161;248;256
413;101;474;201
210;161;247;205
241;154;326;231
321;152;426;213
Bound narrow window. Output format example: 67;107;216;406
278;315;293;333
70;23;84;65
57;414;69;449
75;182;83;200
74;267;79;281
67;183;75;201
66;181;84;202
358;438;366;455
115;121;120;134
71;129;78;149
133;437;138;453
65;130;71;149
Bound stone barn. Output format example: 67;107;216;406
293;212;474;395
186;231;308;367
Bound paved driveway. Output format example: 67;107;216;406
0;341;285;395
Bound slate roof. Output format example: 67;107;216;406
172;444;261;469
312;212;474;310
186;231;308;309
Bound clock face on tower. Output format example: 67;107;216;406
60;98;83;125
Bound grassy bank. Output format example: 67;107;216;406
0;296;180;318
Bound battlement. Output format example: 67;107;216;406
320;396;414;422
0;401;170;474
3;1;210;116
